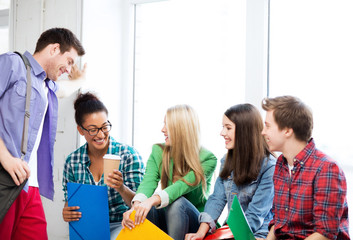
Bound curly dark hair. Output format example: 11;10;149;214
74;92;108;126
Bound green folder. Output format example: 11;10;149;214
227;195;256;240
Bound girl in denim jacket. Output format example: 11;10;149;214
185;104;276;240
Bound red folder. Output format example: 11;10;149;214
204;225;233;240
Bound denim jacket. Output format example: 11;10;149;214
199;154;276;238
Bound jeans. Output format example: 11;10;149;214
147;197;200;240
110;221;122;240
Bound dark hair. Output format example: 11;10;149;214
219;104;271;186
262;95;313;142
34;28;85;56
74;92;108;126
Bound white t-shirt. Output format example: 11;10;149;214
288;163;294;177
28;81;48;187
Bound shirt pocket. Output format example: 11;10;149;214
15;80;36;100
237;180;258;208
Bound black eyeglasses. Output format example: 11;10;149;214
81;121;112;136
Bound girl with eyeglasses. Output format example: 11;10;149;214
61;92;145;240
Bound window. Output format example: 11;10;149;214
133;0;246;163
0;0;10;53
269;0;353;231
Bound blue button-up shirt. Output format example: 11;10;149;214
0;51;58;200
199;154;276;238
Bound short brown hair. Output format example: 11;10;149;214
34;28;85;56
262;95;313;142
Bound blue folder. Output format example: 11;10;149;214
67;182;110;240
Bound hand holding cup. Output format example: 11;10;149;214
103;154;123;191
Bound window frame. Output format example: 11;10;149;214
129;0;270;147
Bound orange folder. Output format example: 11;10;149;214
115;211;173;240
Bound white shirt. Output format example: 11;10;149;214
28;81;48;187
288;163;294;177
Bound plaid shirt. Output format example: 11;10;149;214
62;136;145;223
269;139;349;239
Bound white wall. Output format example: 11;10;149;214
245;0;269;110
80;0;134;145
42;92;79;239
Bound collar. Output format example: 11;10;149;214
279;138;315;167
24;51;57;92
292;138;315;165
82;136;114;166
24;51;46;79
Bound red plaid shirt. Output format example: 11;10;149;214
269;139;349;239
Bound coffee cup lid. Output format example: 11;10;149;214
103;154;121;160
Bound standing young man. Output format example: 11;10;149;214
0;28;85;239
261;95;349;240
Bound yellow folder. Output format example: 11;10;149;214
116;211;173;240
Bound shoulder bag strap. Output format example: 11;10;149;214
14;52;32;160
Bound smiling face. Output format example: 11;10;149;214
161;116;170;146
262;110;287;152
46;45;78;81
220;115;236;150
78;111;110;153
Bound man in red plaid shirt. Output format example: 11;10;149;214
261;96;349;240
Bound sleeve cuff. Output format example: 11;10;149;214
268;219;274;230
154;190;169;209
199;212;217;233
132;193;148;206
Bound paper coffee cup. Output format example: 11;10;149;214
103;154;121;184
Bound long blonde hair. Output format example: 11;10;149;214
160;105;206;191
